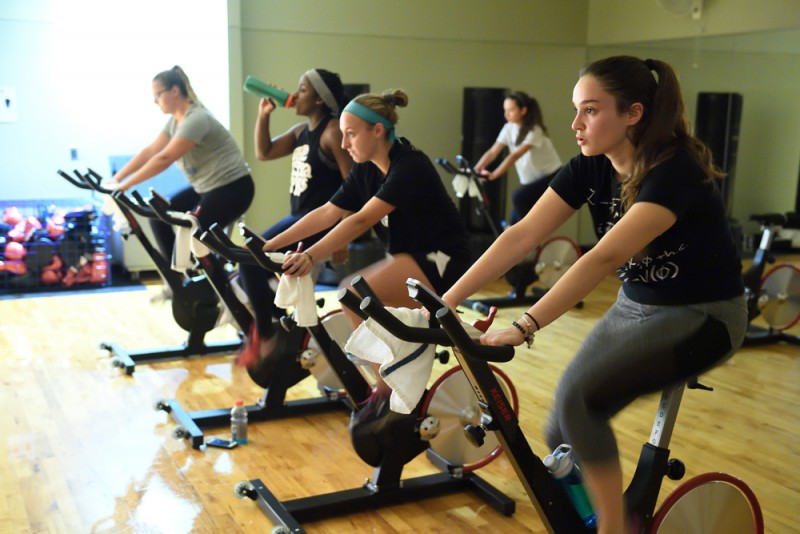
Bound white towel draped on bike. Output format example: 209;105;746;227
170;212;210;273
271;252;318;327
344;307;435;414
451;173;480;199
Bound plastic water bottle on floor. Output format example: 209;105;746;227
544;444;597;528
231;399;248;444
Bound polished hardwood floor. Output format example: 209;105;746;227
0;259;798;533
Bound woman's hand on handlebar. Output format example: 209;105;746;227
480;325;525;347
282;250;313;278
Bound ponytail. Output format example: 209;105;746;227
581;56;723;211
153;65;204;108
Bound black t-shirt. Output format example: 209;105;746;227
290;115;343;216
329;138;469;261
550;150;743;305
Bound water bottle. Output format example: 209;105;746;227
230;399;248;444
243;75;294;108
543;444;597;528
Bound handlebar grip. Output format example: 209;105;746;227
242;237;282;273
145;193;193;228
57;170;91;189
337;288;369;320
198;229;254;264
207;223;239;250
350;274;378;301
435;306;514;362
239;223;267;246
110;190;148;217
360;296;452;346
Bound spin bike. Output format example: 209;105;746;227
57;169;241;374
436;155;582;314
230;238;518;533
359;278;764;533
139;198;352;450
742;213;800;346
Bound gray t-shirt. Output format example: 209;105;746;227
162;105;249;193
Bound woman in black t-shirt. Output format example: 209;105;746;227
441;56;747;534
266;89;470;329
236;69;353;366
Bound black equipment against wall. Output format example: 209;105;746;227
694;92;743;218
461;87;509;232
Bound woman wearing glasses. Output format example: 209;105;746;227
113;65;254;269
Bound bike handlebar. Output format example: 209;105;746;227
145;192;192;228
57;170;91;190
337;288;369;321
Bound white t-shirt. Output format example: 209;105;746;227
496;123;562;185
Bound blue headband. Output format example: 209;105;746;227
343;100;397;143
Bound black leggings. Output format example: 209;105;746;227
149;175;255;262
509;169;560;225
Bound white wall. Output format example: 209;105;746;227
0;0;229;201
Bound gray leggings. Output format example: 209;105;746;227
545;288;747;465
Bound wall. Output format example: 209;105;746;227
583;0;800;240
0;0;229;202
234;0;589;235
587;0;800;44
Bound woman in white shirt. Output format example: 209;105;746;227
474;91;562;224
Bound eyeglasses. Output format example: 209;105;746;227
153;89;168;102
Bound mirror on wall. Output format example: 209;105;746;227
584;27;800;242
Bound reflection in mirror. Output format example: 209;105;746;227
583;27;800;246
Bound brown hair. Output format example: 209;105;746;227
507;91;548;144
580;56;723;210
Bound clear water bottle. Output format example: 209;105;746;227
231;399;248;444
243;75;294;108
543;444;597;528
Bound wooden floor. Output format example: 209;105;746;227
0;259;798;534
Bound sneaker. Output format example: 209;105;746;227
235;323;262;368
150;284;173;304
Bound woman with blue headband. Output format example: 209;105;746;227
263;89;471;331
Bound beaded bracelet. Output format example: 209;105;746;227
303;252;314;264
511;320;534;348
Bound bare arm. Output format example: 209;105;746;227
474;141;505;173
480;201;679;347
117;135;195;192
488;142;531;180
112;133;169;182
443;188;575;307
263;202;349;253
254;98;301;160
282;197;394;277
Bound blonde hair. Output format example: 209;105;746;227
153;65;204;108
352;89;409;126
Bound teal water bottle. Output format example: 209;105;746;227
544;444;598;528
243;75;294;108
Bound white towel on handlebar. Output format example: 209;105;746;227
344;307;434;414
273;257;318;327
99;183;131;234
170;212;210;273
451;173;480;199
